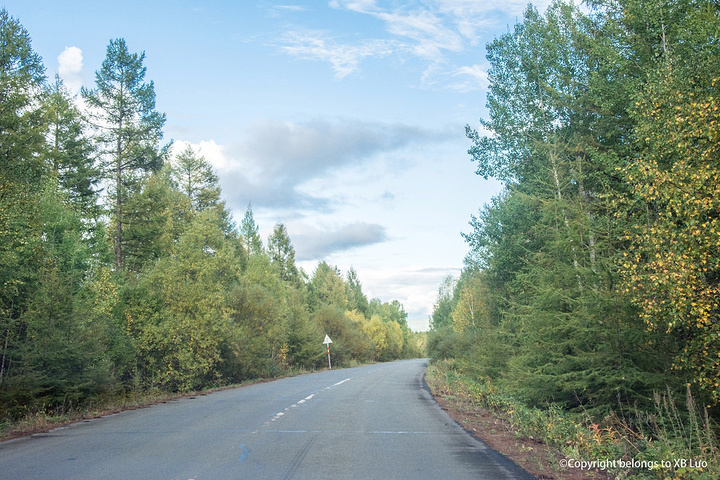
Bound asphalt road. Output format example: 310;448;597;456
0;359;534;479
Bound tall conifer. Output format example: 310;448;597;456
82;39;167;270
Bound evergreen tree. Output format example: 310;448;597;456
240;203;263;256
169;145;234;235
42;75;100;219
0;8;47;396
171;145;221;213
121;171;179;272
310;262;348;310
345;267;369;316
458;0;673;411
267;222;300;284
612;0;720;404
15;184;111;411
82;38;168;270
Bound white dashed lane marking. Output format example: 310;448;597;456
257;378;351;430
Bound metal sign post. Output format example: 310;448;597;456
323;335;333;369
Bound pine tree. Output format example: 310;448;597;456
171;145;221;213
311;262;348;310
345;267;369;315
267;222;300;284
460;0;672;411
82;38;168;270
240;203;263;256
0;8;47;393
43;75;100;219
169;146;234;234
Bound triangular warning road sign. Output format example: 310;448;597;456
323;334;333;344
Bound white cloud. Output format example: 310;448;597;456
449;64;490;92
239;118;445;178
274;4;306;12
330;0;463;62
434;0;539;40
264;4;308;19
57;46;83;94
312;0;554;87
291;222;388;260
219;118;451;211
172;139;230;171
279;30;393;79
175;118;452;218
378;10;463;60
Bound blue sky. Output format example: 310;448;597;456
5;0;553;331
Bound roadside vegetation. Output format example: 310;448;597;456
427;360;719;479
0;8;424;434
428;0;720;478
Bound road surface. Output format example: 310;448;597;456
0;359;533;479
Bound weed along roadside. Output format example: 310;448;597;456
424;360;719;480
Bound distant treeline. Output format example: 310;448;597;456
0;9;423;420
429;0;720;417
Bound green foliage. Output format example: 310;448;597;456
3;187;100;415
310;262;349;310
240;203;263;256
282;291;323;369
121;172;180;272
346;267;369;315
454;0;664;414
429;275;456;330
431;0;720;452
313;305;371;366
0;9;49;417
428;360;720;479
170;145;220;213
42;76;100;219
82;38;168;270
267;222;301;285
133;209;241;390
363;315;387;361
619;18;720;403
0;10;416;423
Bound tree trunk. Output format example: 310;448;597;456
0;329;9;385
548;140;582;289
115;86;124;271
115;144;122;270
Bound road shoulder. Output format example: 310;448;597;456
424;366;612;480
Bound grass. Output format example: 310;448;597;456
425;359;720;479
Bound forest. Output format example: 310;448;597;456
0;9;423;421
427;0;720;475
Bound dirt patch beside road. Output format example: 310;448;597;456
426;372;613;480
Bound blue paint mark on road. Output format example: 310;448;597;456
239;444;249;463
